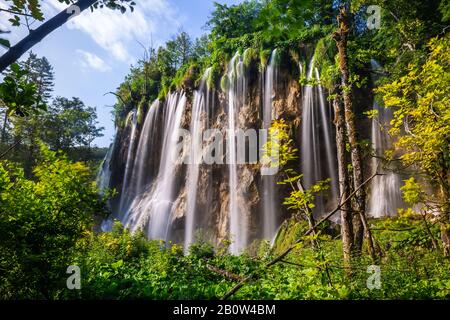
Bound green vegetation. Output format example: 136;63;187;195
0;145;107;299
378;35;450;254
0;0;449;300
0;52;105;174
4;213;448;299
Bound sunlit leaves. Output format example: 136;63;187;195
400;177;424;205
0;145;106;298
262;119;329;216
2;0;136;28
377;35;450;182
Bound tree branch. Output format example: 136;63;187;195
0;8;35;18
0;140;20;159
0;0;98;72
221;172;382;300
207;264;244;282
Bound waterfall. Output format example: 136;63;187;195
227;52;248;254
367;60;404;217
100;50;360;249
315;68;339;202
261;49;279;240
131;100;160;196
301;58;319;189
97;138;116;194
98;133;117;231
184;68;212;250
124;93;186;241
301;58;338;214
147;93;186;240
118;111;138;217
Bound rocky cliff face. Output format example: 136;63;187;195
101;55;387;248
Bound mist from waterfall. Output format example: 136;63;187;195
184;68;212;250
227;52;248;254
368;60;404;217
261;49;279;240
301;58;339;214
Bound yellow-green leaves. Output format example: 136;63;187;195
262;119;329;215
377;35;450;180
400;177;423;206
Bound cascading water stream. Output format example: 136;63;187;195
227;52;248;254
261;49;279;240
119;99;161;226
118;111;138;217
131;100;160;196
148;93;187;240
301;58;320;189
315;68;339;202
100;50;347;250
122;93;186;241
97;136;116;194
367;60;403;217
184;68;212;250
301;58;338;214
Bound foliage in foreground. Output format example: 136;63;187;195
65;218;449;300
0;144;448;300
0;145;106;299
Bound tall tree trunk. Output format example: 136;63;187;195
0;0;97;72
333;92;354;266
333;6;377;261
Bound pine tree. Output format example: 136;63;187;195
21;52;54;103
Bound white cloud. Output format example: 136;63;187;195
77;49;111;72
47;0;184;64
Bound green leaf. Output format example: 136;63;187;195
0;38;11;49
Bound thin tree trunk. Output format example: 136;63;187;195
292;177;317;248
333;6;376;261
0;0;97;72
420;211;439;251
333;92;354;266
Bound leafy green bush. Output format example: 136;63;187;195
0;145;106;299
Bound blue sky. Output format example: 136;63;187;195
0;0;241;147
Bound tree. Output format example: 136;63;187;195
2;56;103;169
192;34;211;61
332;4;376;261
0;0;136;72
21;52;54;103
43;97;104;154
206;1;262;40
0;145;106;298
332;91;354;266
171;31;193;69
0;62;46;118
0;52;54;154
377;35;450;255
